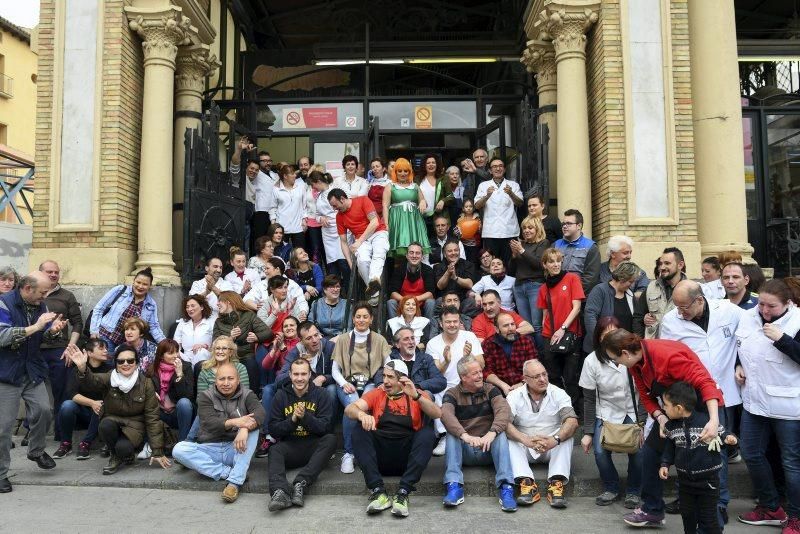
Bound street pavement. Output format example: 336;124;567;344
3;485;760;534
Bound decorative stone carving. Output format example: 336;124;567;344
126;8;193;68
175;45;220;95
521;39;557;93
535;2;599;60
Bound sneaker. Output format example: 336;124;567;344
738;505;788;526
443;482;464;507
222;484;239;503
664;498;680;514
255;435;273;459
595;491;619;506
499;483;517;512
76;441;91;460
366;488;392;514
340;452;355;474
546;480;567;509
27;452;56;470
367;278;381;296
102;455;122;475
516;477;540;505
432;435;447;457
137;443;152;460
392;489;410;518
624;494;641;509
268;489;292;512
623;508;666;527
291;480;306;507
53;441;72;459
784;517;800;534
719;506;729;525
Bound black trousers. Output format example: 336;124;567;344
481;237;512;266
679;477;721;534
539;341;583;410
285;232;307;252
268;434;337;493
352;424;435;493
250;211;271;254
240;356;260;397
98;418;135;458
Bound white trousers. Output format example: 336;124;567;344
355;230;389;284
508;438;573;483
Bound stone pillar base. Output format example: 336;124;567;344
131;254;183;286
699;242;754;263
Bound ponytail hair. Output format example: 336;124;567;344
229;246;246;262
598;328;642;364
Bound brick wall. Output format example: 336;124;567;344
587;0;698;246
32;0;143;251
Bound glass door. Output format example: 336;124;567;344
310;135;362;180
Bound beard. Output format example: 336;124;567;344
502;333;518;342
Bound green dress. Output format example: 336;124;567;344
387;182;431;257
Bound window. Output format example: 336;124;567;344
0;123;7;145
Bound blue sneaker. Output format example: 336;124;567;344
443;482;464;507
499;483;517;512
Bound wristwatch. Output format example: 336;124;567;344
560;324;568;331
553;435;561;445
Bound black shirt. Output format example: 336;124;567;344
690;299;710;332
65;361;112;401
613;295;634;332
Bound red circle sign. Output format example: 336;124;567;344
286;111;301;125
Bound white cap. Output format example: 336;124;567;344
385;359;409;377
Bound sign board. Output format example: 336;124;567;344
344;116;358;128
414;105;432;129
400;117;410;128
283;107;338;129
325;161;344;180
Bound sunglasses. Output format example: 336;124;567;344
116;358;136;365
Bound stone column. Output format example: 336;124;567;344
521;39;558;212
125;7;192;285
173;45;219;272
689;0;753;259
538;1;599;235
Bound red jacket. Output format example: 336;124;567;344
633;339;724;416
481;334;537;387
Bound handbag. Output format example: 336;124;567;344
545;289;578;355
599;370;643;454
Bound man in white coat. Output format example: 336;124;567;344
660;279;742;526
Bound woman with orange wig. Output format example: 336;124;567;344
382;157;431;257
385;294;432;349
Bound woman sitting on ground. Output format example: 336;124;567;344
121;317;157;373
385;295;431;350
145;339;194;443
248;236;278;280
196;336;249;393
266;223;292;262
64;344;170;475
308;274;349;339
173;294;214;368
260;316;300;377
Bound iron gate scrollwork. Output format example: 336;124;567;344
182;103;247;285
520;97;549;202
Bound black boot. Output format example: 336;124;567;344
103;455;122;475
0;477;11;493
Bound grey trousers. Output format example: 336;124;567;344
0;377;51;478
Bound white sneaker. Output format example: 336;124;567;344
137;443;152;460
432;435;447;457
340;452;355;474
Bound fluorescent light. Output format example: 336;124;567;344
408;57;497;64
369;59;404;64
738;56;800;62
313;60;367;66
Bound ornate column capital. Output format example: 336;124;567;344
175;44;220;95
125;6;193;69
521;39;557;94
537;1;600;61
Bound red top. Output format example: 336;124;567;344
633;339;725;416
537;273;585;338
400;276;425;297
336;196;387;239
472;309;525;341
367;184;385;218
362;387;429;431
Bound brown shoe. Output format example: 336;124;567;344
222;483;239;503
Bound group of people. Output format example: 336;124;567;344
0;143;797;532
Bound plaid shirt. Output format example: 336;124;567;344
101;300;144;345
480;334;537;387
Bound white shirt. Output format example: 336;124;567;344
427;330;483;388
273;179;308;234
474;178;522;238
701;279;726;300
332;175;368;198
386;316;430;346
660;299;743;406
427;236;466;263
472;274;516;310
419;178;436;216
507;383;572;436
316;192;344;262
189;277;233;320
223;268;261;295
578;351;638;423
173;317;215;367
243;277;306;310
249;170;277;213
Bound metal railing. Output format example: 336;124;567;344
0;147;34;223
0;73;13;98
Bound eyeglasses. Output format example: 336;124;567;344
490;164;504;169
524;372;548;380
214;347;233;352
260;158;272;164
116;358;136;365
561;222;577;227
674;298;700;312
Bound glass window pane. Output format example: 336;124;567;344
313;143;360;180
766;114;800;219
369;101;476;129
267;103;363;133
742;117;757;220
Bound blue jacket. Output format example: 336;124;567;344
308;297;349;338
554;234;601;294
89;285;165;343
373;348;447;394
0;289;49;386
276;338;336;387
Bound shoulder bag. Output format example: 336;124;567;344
599;370;643;454
545;288;578;355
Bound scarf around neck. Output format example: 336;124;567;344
545;270;568;288
110;369;139;394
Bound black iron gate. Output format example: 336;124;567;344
182;103;248;285
520;97;550;201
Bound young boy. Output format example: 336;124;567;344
658;381;737;534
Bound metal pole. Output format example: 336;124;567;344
364;23;370;160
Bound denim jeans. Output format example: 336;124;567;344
172;430;259;486
740;410;800;518
159;398;194;441
58;400;100;444
591;417;642;495
443;432;514;488
42;347;70;441
513;281;543;351
337;383;375;454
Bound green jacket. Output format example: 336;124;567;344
213;310;273;360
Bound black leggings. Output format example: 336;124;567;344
540;341;583;410
679;479;721;534
98;418;136;458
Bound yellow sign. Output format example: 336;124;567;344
414;105;432;129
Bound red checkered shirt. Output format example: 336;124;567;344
480;334;538;387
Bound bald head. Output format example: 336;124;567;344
672;280;705;321
18;271;51;305
673;280;703;302
523;359;549;393
215;362;240;396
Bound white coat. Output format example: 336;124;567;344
659;298;742;406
